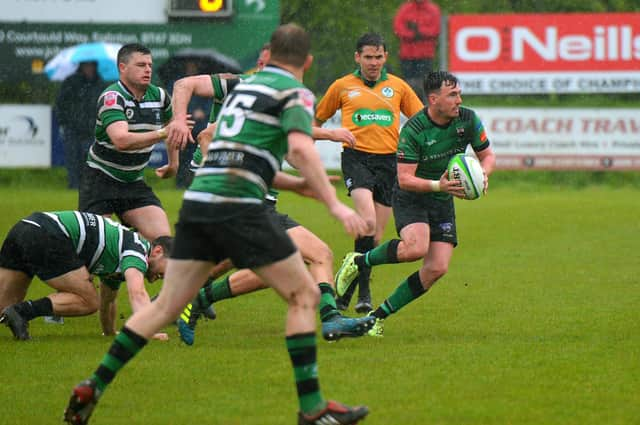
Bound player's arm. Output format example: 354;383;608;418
287;131;367;238
397;162;464;198
475;146;496;193
272;171;340;200
105;120;172;151
122;267;168;341
311;126;356;148
166;75;215;149
98;282;118;336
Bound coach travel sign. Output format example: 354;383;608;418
448;13;640;94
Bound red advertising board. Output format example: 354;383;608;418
448;13;640;94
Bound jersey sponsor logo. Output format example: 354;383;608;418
104;91;118;107
348;90;361;98
381;87;394;98
427;139;437;146
352;109;394;127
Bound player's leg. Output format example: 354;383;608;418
0;268;30;313
367;197;457;336
254;253;368;423
1;219;91;340
64;259;211;425
120;205;172;242
64;217;216;424
335;187;375;307
0;268;33;340
177;267;267;345
287;224;374;340
7;268;98;331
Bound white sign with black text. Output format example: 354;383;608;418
0;104;52;167
476;107;640;170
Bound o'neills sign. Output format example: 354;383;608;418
449;13;640;94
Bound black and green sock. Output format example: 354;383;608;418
373;271;427;319
357;239;401;268
196;276;233;309
286;332;326;415
92;326;148;393
318;283;340;322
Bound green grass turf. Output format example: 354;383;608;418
0;181;638;425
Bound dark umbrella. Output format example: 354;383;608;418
158;48;243;85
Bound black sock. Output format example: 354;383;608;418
355;236;375;300
14;297;53;320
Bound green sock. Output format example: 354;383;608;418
361;239;401;267
92;326;148;392
317;283;340;322
197;276;233;309
286;332;326;415
374;271;426;319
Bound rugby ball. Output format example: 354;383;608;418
447;154;484;200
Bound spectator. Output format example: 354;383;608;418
393;0;441;100
54;61;105;189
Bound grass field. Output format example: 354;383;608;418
0;172;638;425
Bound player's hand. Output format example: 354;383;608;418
155;164;177;179
165;115;196;150
439;170;466;199
329;128;356;148
152;332;169;341
329;202;368;238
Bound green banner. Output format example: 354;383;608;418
0;1;279;83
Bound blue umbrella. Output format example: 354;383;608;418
45;42;121;81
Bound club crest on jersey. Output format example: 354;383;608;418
104;91;118;107
381;87;394;98
125;108;134;119
298;89;315;115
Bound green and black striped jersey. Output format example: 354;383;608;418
32;211;150;284
89;80;172;183
185;65;315;204
397;106;490;200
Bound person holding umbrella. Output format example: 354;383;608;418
78;43;191;244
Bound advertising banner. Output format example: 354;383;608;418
0;0;280;82
3;0;166;23
0;104;52;167
449;13;640;94
476;107;640;170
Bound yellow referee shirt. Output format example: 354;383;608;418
315;68;423;155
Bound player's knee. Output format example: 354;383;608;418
288;282;320;310
81;292;100;314
428;264;449;281
403;241;429;262
305;242;333;267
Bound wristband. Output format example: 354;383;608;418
157;128;168;139
430;180;441;192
